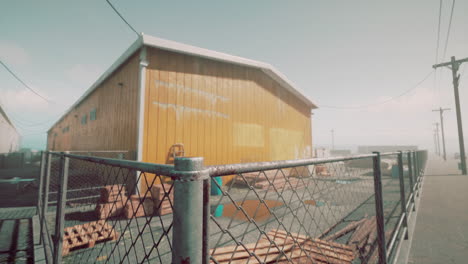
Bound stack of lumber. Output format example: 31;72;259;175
62;220;118;255
123;195;154;218
210;229;355;264
315;165;331;177
95;185;127;219
232;170;308;191
151;184;173;216
322;216;378;261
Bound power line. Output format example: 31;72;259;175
320;70;434;110
442;0;456;61
433;0;443;107
105;0;139;36
435;0;443;63
0;60;54;104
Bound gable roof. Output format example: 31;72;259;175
50;34;317;131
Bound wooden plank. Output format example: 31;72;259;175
166;51;177;163
156;49;169;165
175;53;185;147
348;217;376;246
212;242;294;263
264;232;354;258
324;218;367;241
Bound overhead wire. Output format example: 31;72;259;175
433;0;443;107
320;70;434;110
442;0;456;61
435;0;443;64
0;60;55;104
105;0;139;37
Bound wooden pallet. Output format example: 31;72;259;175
210;229;355;264
62;220;119;255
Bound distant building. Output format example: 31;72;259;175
330;149;352;156
357;145;418;154
314;147;330;158
0;105;20;153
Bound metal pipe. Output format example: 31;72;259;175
48;185;102;195
372;151;387;264
53;153;69;264
387;212;406;259
208;154;377;177
48;195;100;204
406;193;414;211
202;178;211;264
37;151;46;245
136;46;148;195
413;152;419;197
397;151;409;240
407;151;416;212
41;153;52;249
172;157;206;264
62;152;174;175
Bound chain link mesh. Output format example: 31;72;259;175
43;153;175;263
209;158;381;263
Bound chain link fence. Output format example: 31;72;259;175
36;150;428;264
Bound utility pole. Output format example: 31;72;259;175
434;123;441;156
433;130;439;155
433;107;450;160
331;129;335;150
433;56;468;175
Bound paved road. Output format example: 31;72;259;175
407;156;468;264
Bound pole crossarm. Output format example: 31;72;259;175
433;56;468;68
432;107;450;160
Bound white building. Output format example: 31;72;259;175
0;105;20;153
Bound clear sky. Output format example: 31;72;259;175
1;0;467;154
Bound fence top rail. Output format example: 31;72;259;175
207;154;377;177
47;151;175;176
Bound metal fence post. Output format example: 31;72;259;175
397;151;409;240
53;153;69;264
372;152;387;264
413;152;419;197
37;151;46;245
203;178;211;264
172;157;207;264
407;151;415;212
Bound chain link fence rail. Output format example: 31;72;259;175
36;150;428;264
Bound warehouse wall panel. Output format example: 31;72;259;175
143;48;313;183
47;53;140;155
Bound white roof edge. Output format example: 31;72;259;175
141;34;318;109
50;34;317;132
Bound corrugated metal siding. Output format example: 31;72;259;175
143;48;312;183
47;53;140;153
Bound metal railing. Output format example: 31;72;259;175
36;150;428;264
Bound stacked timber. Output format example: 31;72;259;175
210;229;356;264
232;170;307;191
123;195;154;218
322;216;380;261
315;165;331;177
95;185;127;219
151;184;173;216
62;220;119;255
